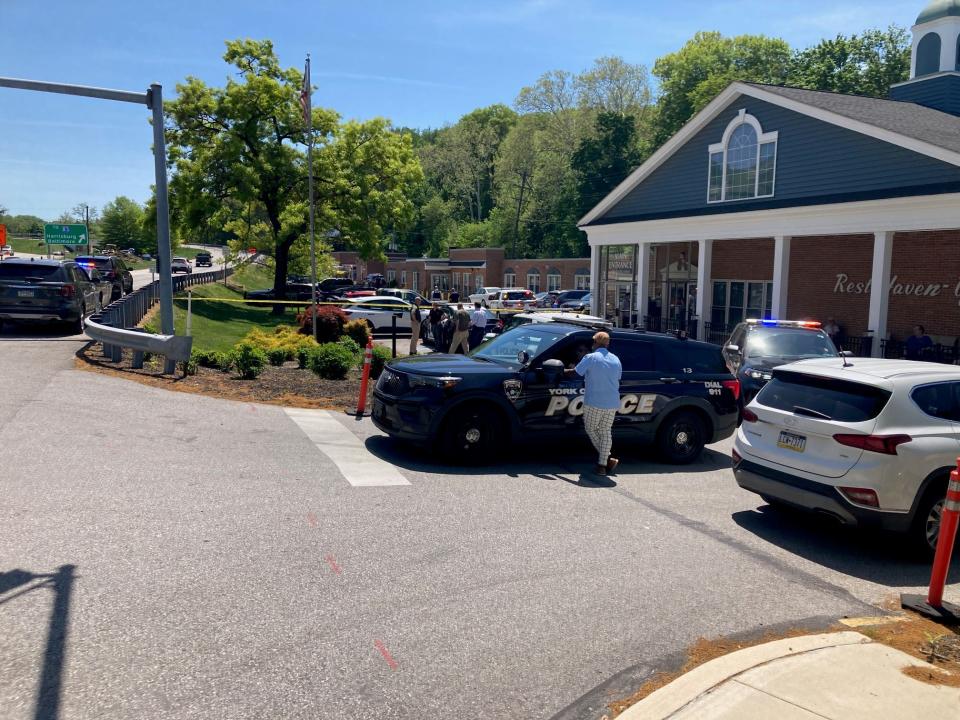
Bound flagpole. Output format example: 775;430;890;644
305;54;318;340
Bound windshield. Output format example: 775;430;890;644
746;329;837;358
471;326;563;364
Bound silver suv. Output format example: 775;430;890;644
733;358;960;555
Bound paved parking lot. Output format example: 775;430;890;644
0;329;957;719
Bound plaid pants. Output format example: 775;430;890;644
583;404;617;465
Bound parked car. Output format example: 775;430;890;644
0;258;103;332
243;282;317;305
86;268;114;309
554;289;591;307
319;277;354;294
195;251;213;267
343;295;413;331
171;257;192;274
1;246;14;257
734;358;960;555
497;311;611;337
559;292;592;312
340;286;379;299
534;291;560;308
488;288;537;310
722;320;843;404
380;287;430;305
75;255;133;300
469;286;501;306
374;323;740;463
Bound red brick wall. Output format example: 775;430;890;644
887;231;960;340
711;238;774;280
505;258;591;291
787;235;874;336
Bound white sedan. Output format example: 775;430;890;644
342;295;413;331
468;287;500;306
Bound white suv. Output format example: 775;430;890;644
468;287;500;306
733;358;960;555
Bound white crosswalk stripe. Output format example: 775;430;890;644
284;408;411;487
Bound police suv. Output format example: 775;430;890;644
372;322;741;463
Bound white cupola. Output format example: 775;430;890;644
911;0;960;77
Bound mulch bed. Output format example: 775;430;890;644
75;342;373;411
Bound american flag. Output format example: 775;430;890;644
299;57;312;128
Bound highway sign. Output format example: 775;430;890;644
44;223;87;245
0;224;6;246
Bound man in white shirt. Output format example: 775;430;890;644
468;301;487;350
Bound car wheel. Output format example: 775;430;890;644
911;478;948;558
656;410;706;464
442;405;502;463
111;286;121;301
71;305;85;335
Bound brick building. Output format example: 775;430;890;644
579;1;960;357
332;247;591;296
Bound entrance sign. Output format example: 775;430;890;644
44;223;87;245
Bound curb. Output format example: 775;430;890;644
617;631;871;720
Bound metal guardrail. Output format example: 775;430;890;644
85;267;233;371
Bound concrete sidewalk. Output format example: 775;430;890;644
619;631;960;719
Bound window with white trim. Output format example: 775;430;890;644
710;280;774;329
708;110;777;203
547;270;561;292
527;270;540;293
503;271;516;287
411;271;418;291
574;271;590;290
386;269;396;284
475;274;484;291
401;270;407;287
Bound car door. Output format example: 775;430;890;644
516;332;593;433
71;265;98;312
115;257;132;291
611;338;666;436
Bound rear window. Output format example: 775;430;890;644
656;342;728;374
0;264;62;280
505;291;529;300
756;371;891;422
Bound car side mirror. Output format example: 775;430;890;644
840;350;854;357
541;358;564;384
725;344;740;355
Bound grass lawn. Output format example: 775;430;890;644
229;261;275;291
173;282;301;352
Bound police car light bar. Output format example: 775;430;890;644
747;319;822;329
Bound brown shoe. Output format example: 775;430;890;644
606;457;619;474
594;464;607;476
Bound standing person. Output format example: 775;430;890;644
823;316;840;344
566;331;622;475
450;303;472;354
469;301;487;349
905;324;934;360
409;298;422;356
450;287;460;303
428;302;444;347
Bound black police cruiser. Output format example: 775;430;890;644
721;320;843;404
372;322;741;464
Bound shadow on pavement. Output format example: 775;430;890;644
0;323;84;342
732;505;958;585
0;565;76;720
363;433;728;480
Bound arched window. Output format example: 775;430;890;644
503;267;516;287
574;268;590;290
526;268;540;293
917;32;942;76
707;110;778;203
547;267;561;292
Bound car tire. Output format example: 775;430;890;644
70;304;85;335
656;410;706;464
911;477;948;558
441;405;502;463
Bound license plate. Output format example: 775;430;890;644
17;290;34;298
777;430;806;453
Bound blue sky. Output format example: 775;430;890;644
0;0;920;219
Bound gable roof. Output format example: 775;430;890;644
578;81;960;227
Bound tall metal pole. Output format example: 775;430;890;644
84;204;91;255
150;83;176;373
305;55;318;339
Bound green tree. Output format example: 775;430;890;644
100;197;147;250
165;39;421;312
495;114;542;257
652;32;792;145
788;26;910;96
572;112;643;219
577;55;652;117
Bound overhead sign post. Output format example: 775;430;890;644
43;223;87;245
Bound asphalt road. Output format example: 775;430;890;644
1;330;957;720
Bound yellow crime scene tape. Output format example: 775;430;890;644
172;296;546;313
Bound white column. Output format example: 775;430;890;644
868;231;894;358
772;235;791;319
636;243;650;328
589;243;600;317
696;239;712;340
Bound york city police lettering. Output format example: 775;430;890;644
545;389;658;417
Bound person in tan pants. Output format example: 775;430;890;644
409;298;422;355
450;303;471;354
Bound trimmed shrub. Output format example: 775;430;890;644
242;325;315;360
343;319;370;349
180;355;198;376
370;345;391;379
299;305;347;343
296;344;313;369
337;336;361;361
230;341;268;380
309;342;354;380
267;347;288;367
193;349;233;371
